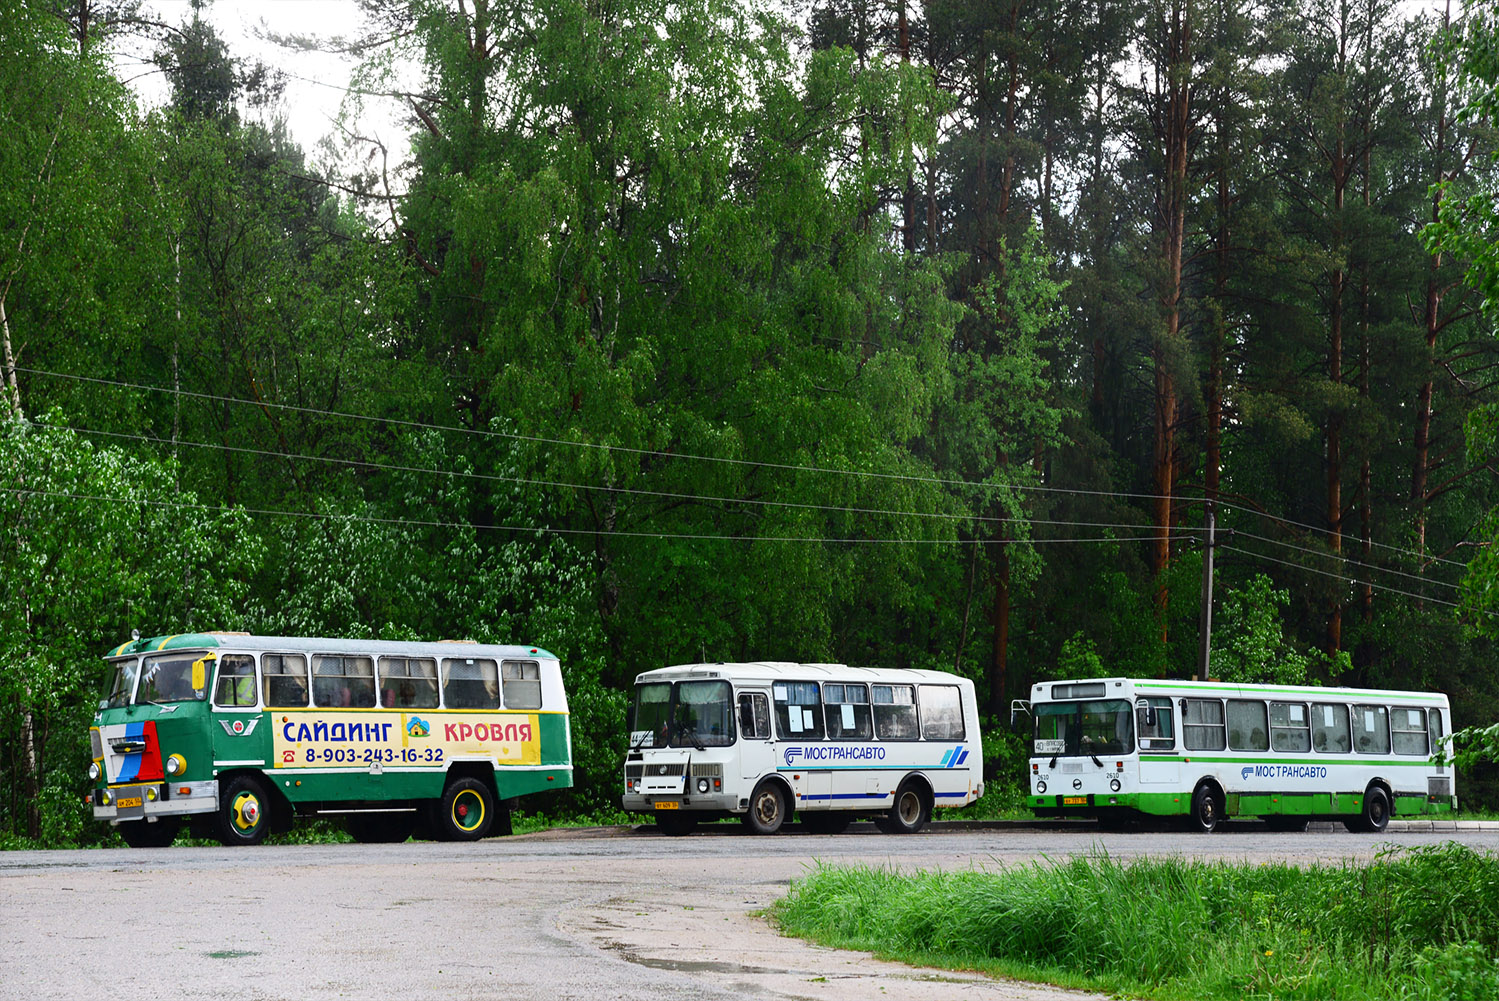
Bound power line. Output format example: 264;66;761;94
1216;544;1462;610
32;419;1182;536
1228;527;1461;595
0;485;1192;548
14;365;1473;572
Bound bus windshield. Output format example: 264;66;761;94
136;652;210;704
1034;699;1133;756
630;680;734;748
105;659;139;708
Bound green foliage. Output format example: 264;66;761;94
774;844;1499;1001
1211;574;1311;685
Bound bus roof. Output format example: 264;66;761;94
105;633;556;662
634;662;972;686
1030;677;1448;704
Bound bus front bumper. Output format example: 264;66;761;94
92;780;218;823
623;791;741;814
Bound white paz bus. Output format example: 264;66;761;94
1020;677;1455;832
622;662;984;834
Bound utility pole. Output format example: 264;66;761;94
1198;502;1215;681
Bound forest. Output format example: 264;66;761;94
3;0;1499;845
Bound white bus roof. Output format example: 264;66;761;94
106;633;557;662
634;662;972;686
1030;677;1447;704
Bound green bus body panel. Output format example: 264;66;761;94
1030;791;1456;818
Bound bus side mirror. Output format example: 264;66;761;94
191;653;214;692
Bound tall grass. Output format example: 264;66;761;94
772;844;1499;1000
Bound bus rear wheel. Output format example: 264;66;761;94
438;777;495;841
875;780;930;834
1189;783;1223;833
345;812;417;844
117;818;180;848
743;781;787;835
214;775;271;846
1345;786;1390;833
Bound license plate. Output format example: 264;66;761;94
1062;796;1088;806
115;796;142;809
654;800;679;810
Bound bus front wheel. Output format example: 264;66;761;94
1189;783;1223;833
438;777;496;841
1345;786;1390;833
743;781;787;835
214;775;272;846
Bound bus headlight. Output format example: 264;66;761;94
697;778;710;794
89;762;101;782
1110;778;1122;793
99;790;112;806
146;787;158;801
165;754;186;776
1036;780;1047;794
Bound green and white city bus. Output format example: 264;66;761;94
1020;677;1455;832
623;662;983;835
89;633;572;846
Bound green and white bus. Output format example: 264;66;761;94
1021;677;1455;832
89;633;572;846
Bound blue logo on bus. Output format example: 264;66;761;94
940;747;970;768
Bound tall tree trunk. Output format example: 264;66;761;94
1151;0;1193;649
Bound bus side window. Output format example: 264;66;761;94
1183;699;1225;751
1269;702;1311;752
1391;708;1428;756
872;685;918;740
1135;697;1174;750
824;683;873;740
1311;703;1350;753
501;660;543;709
213;654;258;708
774;682;824;740
379;656;438;709
442;658;499;710
1227;700;1269;751
1429;709;1445;760
1352;704;1389;754
919;685;965;741
313;655;375;709
738;692;770;740
263;653;309;708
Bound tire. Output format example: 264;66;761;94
437;777;496;841
655;812;698;836
1349;786;1391;833
215;775;272;846
345;812;417;844
801;812;853;835
118;818;180;848
878;780;930;834
742;780;788;835
1189;782;1223;833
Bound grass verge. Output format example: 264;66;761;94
772;843;1499;1000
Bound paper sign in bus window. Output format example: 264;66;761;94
774;686;787;700
788;710;802;733
803;709;815;730
842;704;855;729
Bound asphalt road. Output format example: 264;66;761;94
4;823;1495;1001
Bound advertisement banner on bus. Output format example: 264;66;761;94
272;712;541;768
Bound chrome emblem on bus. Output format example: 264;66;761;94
219;718;260;737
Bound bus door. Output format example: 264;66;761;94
211;653;267;765
736;689;775;781
1135;697;1179;784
